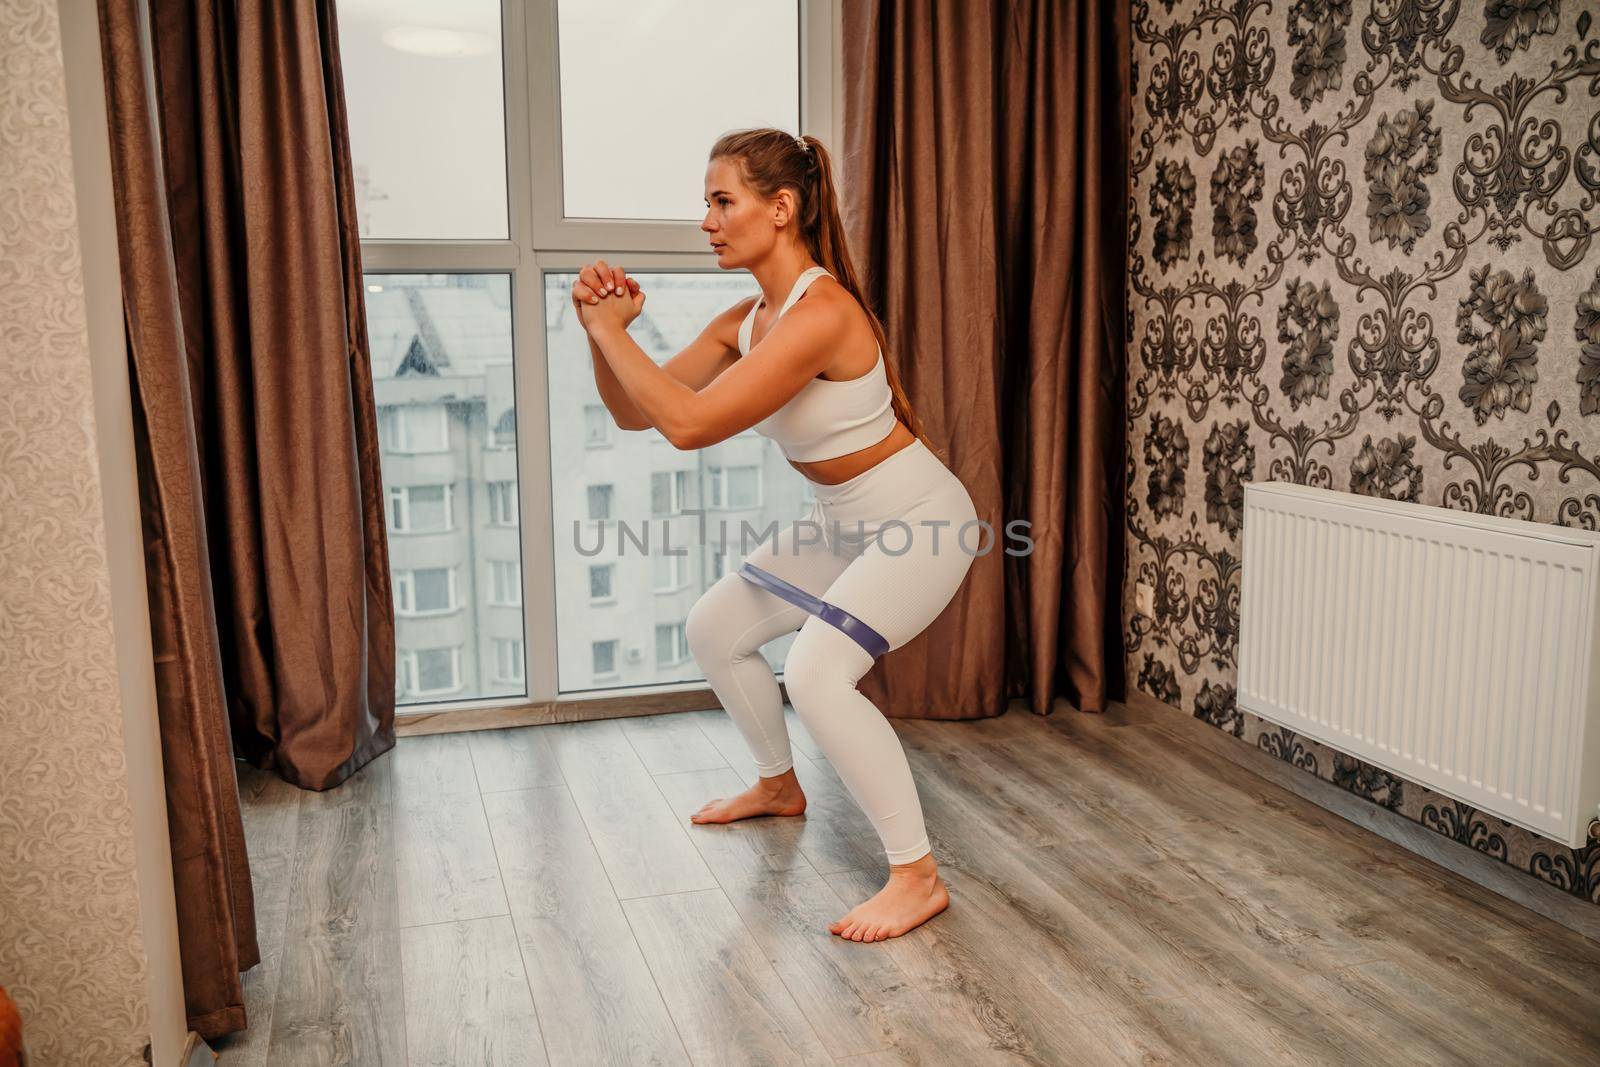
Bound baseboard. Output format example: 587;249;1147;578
395;685;733;736
1123;689;1599;943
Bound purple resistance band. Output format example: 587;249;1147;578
737;562;891;659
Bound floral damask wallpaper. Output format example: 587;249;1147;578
1125;0;1600;904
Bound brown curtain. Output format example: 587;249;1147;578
96;0;395;1038
842;0;1130;717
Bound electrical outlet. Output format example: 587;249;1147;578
1136;581;1155;617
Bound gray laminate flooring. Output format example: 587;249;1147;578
211;701;1600;1066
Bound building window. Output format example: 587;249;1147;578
490;560;521;606
653;552;687;593
589;563;614;602
493;638;524;683
592;639;618;677
585;404;611;446
399;647;461;698
381;404;450;454
393;566;458;616
586;483;613;521
711;550;727;580
487;480;518;526
655;622;689;667
707;465;762;510
387;484;453;533
651;469;692;516
490;408;517;450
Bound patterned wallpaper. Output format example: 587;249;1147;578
0;0;156;1062
1125;0;1600;904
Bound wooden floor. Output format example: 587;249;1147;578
213;700;1600;1066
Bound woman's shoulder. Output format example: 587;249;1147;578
800;272;877;345
795;271;860;322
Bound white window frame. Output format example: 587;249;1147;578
651;469;691;516
387;483;455;534
655;621;690;667
493;637;526;683
653;551;688;593
400;647;463;698
393;566;460;617
357;0;840;715
707;464;765;510
490;559;523;606
383;403;451;454
488;479;519;526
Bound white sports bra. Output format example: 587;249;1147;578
737;265;898;462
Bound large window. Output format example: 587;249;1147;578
343;0;836;712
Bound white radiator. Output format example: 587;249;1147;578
1238;481;1600;847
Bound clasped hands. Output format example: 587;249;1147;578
571;258;644;337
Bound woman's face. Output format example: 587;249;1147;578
702;157;779;268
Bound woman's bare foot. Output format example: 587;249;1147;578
689;767;807;823
829;852;949;941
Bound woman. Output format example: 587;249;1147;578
573;128;977;942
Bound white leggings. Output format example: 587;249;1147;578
684;439;979;864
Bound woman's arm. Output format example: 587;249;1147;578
588;329;650;429
588;298;753;431
586;294;846;450
573;258;753;431
574;270;649;428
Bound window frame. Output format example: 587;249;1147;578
652;551;688;594
356;0;840;716
394;565;460;617
488;479;519;526
708;464;765;511
654;621;690;667
383;403;451;454
388;483;455;534
400;646;464;698
493;637;526;683
489;558;523;606
651;468;694;516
